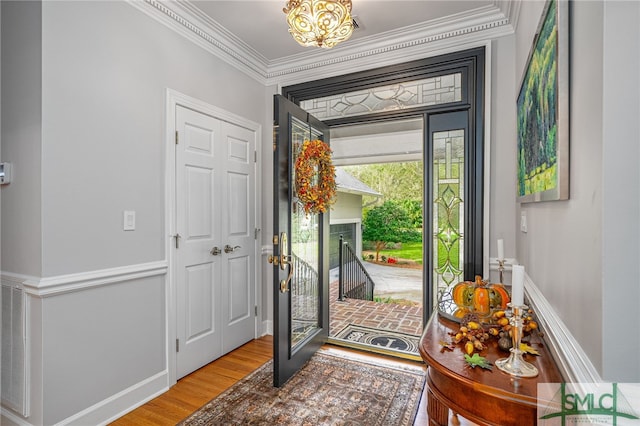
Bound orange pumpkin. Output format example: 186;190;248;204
489;283;510;310
452;276;510;316
472;286;490;315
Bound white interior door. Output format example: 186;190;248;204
220;121;256;353
175;106;256;379
176;105;223;379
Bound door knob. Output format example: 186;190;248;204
224;245;241;253
210;246;221;256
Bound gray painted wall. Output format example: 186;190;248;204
1;1;43;277
3;1;270;424
40;1;266;276
601;0;640;381
515;0;640;381
515;0;604;377
488;35;517;283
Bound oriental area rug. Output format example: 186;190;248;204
178;349;426;426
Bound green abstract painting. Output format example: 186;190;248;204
517;0;569;202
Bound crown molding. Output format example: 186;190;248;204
495;0;522;32
267;14;512;86
129;0;516;86
127;0;269;84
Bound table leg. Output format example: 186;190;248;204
427;387;449;426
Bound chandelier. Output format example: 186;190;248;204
283;0;354;49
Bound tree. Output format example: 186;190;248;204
362;201;419;261
342;162;423;206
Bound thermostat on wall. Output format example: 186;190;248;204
0;163;12;184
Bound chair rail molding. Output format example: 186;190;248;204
6;261;169;298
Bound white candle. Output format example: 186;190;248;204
511;264;525;306
497;239;504;261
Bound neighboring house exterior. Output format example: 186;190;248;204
329;168;381;268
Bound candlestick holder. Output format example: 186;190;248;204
496;304;539;378
497;259;505;283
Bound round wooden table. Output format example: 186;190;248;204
419;314;563;426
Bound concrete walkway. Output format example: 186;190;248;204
363;261;423;303
330;262;423;303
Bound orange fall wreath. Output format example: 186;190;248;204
295;139;337;215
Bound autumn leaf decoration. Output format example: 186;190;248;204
439;340;455;352
520;343;541;356
464;353;493;370
295;140;337;215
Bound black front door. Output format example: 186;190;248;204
272;94;330;387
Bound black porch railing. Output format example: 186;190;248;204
290;253;319;320
338;235;375;301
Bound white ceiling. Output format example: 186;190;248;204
189;0;495;62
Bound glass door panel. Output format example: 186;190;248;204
433;129;465;305
290;116;323;348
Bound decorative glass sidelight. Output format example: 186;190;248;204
432;129;465;305
301;73;462;120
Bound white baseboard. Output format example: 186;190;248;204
57;371;168;426
262;320;273;336
525;274;602;384
1;407;32;426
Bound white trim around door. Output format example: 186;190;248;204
165;89;262;386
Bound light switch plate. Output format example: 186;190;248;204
520;212;528;233
124;210;136;231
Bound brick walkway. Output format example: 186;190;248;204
329;279;424;339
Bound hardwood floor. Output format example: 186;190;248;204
110;335;432;425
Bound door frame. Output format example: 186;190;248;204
165;89;263;386
282;46;491;323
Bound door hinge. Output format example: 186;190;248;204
175;130;179;144
254;150;257;163
272;125;278;151
174;233;181;249
255;306;258;316
255;228;260;239
176;338;180;352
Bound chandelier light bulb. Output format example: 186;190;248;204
284;0;354;48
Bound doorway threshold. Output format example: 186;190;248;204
327;337;422;362
329;279;423;362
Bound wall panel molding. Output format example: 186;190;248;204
1;280;30;418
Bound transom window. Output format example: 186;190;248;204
300;73;462;120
